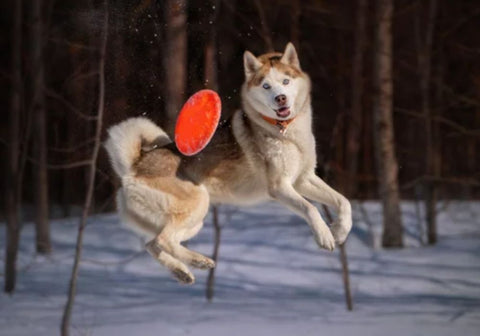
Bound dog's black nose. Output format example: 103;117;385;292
275;94;287;106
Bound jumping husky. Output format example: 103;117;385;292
104;43;352;284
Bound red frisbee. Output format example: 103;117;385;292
175;89;221;156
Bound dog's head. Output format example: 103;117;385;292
242;43;310;121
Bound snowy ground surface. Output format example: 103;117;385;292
1;201;480;336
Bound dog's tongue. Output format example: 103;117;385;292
276;107;290;118
175;90;221;156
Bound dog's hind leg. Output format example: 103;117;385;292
145;240;195;284
155;223;215;270
169;243;215;270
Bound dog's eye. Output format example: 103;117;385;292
262;83;271;90
283;78;290;85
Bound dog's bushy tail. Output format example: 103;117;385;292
104;117;169;177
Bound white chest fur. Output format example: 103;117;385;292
209;110;317;206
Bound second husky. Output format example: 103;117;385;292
105;43;352;284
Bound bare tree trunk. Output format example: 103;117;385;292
31;0;51;254
253;0;274;51
290;0;301;47
416;0;438;245
206;206;221;302
204;0;221;302
5;0;22;294
373;0;403;248
321;7;354;309
316;0;366;306
62;51;82;216
164;0;187;134
60;3;108;334
338;243;352;310
334;30;346;190
204;0;219;92
431;30;444;244
345;0;367;198
322;205;353;310
362;101;374;198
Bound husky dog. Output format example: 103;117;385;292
104;43;352;284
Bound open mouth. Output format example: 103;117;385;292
275;107;291;118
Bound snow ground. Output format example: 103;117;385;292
1;201;480;336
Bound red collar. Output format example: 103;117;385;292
261;115;296;133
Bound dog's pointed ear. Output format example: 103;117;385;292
243;51;262;79
280;42;300;69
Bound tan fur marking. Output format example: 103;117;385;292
248;52;303;87
133;147;209;224
137;176;198;201
124;205;160;235
134;148;181;177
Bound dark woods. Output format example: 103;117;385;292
1;0;479;288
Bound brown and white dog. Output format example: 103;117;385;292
104;43;352;284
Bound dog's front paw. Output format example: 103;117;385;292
171;268;195;285
190;257;216;270
313;226;336;252
331;216;352;244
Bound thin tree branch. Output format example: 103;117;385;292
26;156;92;170
48;138;95;153
47;160;92;170
401;175;480;190
61;1;108;334
396;58;480;108
440;7;480;39
221;0;263;41
44;87;98;121
394;107;480;136
1;136;95;170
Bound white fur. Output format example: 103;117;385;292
105;43;352;284
280;42;301;69
245;67;302;120
237;43;352;249
104;117;169;177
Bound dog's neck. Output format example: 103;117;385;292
240;95;311;138
259;114;296;134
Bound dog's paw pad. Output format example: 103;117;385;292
172;269;195;285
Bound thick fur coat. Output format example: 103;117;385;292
104;43;352;284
